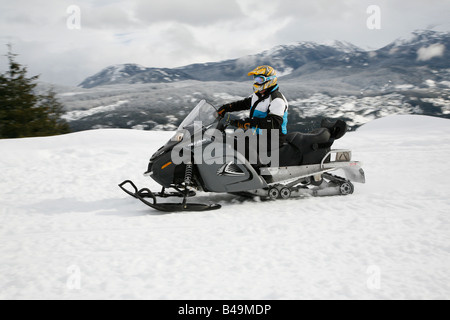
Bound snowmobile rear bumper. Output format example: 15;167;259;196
119;180;221;212
260;149;365;185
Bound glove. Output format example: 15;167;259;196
230;118;252;130
217;104;231;118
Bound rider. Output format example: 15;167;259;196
217;65;289;145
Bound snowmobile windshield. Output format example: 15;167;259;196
177;100;219;132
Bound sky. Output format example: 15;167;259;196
0;0;449;86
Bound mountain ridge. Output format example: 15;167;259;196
79;29;449;89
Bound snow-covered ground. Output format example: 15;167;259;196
1;115;450;300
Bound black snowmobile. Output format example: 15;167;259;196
119;100;365;212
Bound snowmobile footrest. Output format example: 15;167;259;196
119;180;221;212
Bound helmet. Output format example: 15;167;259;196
248;65;278;93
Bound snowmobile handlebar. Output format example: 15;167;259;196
216;112;241;131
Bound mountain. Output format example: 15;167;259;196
283;30;450;89
61;30;450;133
173;40;364;82
79;30;450;89
377;30;449;69
79;64;195;88
78;41;364;87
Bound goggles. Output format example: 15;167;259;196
253;75;276;85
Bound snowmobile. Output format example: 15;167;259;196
119;100;365;212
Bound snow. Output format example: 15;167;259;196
395;84;415;90
110;65;125;81
425;79;436;87
290;93;415;128
392;30;447;48
276;67;294;77
158;70;169;77
417;43;446;61
62;100;129;121
320;40;362;53
1;115;450;300
58;92;86;97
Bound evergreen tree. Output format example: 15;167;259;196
0;45;70;138
32;89;71;136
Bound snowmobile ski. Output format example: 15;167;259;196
119;180;221;212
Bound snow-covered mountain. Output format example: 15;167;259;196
55;30;450;133
79;30;449;88
1;115;450;299
78;40;364;88
54;80;450;133
379;30;450;68
283;29;450;88
79;64;194;88
174;40;365;83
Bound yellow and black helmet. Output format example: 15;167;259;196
248;65;278;93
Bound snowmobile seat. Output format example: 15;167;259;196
285;128;331;152
321;119;348;140
276;128;331;167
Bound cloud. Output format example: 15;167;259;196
1;0;450;86
134;0;245;26
417;43;446;61
81;4;139;30
236;0;280;20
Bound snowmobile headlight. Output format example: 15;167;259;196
171;132;184;142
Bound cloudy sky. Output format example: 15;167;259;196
1;0;449;86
